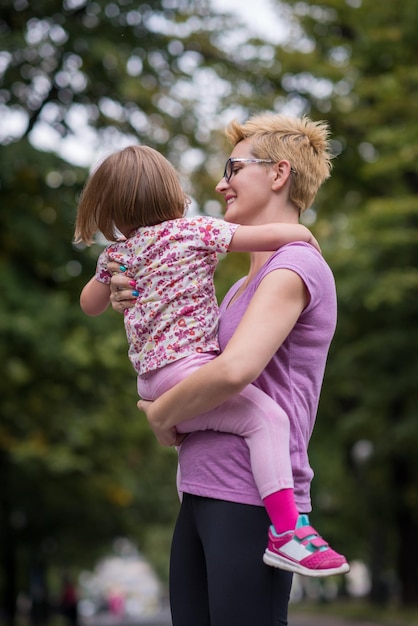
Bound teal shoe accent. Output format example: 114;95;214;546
269;524;280;538
296;514;311;528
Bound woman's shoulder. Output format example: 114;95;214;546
262;242;332;277
259;243;335;303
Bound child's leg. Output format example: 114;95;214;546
184;382;299;534
138;354;297;533
139;355;349;577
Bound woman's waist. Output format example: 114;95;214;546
178;431;263;504
178;430;313;509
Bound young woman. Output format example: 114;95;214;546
107;114;347;625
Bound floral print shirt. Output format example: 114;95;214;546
96;216;239;374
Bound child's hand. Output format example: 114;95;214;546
306;232;321;254
299;226;321;254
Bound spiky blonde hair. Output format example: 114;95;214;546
225;113;333;213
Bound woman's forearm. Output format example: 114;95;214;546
146;350;256;430
144;268;308;431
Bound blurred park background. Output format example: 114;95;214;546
1;0;418;624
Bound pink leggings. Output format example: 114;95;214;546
137;352;293;498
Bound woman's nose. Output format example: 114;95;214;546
215;177;227;193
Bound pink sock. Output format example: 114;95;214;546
263;489;299;535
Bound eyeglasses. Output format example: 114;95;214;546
223;158;274;183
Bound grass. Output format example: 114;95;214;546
292;599;418;625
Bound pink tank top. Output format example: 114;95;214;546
177;243;337;513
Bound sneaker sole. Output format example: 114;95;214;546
263;549;350;577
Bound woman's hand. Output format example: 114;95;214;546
138;399;186;447
107;261;137;314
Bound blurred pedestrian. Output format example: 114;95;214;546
60;575;78;626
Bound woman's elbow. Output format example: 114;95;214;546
216;354;261;391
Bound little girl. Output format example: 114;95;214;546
74;144;348;577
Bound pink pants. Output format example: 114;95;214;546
137;352;293;498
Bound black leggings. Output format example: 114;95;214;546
169;494;293;626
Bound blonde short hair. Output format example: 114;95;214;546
225;113;333;213
74;145;188;244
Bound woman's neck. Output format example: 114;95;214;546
247;202;300;274
226;250;274;308
247;250;275;277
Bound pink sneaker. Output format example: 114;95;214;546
263;515;350;577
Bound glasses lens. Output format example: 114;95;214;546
224;159;232;182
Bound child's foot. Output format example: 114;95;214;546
263;514;350;577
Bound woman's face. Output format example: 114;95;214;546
215;139;275;225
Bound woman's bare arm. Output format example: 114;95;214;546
139;268;309;431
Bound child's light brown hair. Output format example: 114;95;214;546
74;145;188;244
225;113;333;213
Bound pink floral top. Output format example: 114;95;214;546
96;216;239;375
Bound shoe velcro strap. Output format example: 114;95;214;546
295;526;329;549
309;536;329;549
295;525;317;540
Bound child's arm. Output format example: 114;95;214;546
229;223;321;253
80;277;111;316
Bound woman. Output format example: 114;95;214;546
109;112;339;625
75;144;342;578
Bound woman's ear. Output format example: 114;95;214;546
271;160;293;191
